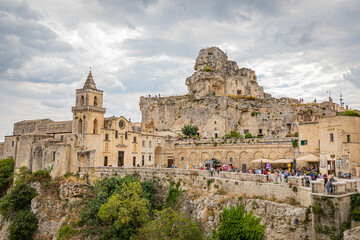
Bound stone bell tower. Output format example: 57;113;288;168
72;71;106;146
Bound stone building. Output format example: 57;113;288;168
0;72;172;178
299;115;360;176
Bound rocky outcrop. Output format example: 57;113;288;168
30;181;87;240
59;182;88;200
181;193;312;239
140;46;339;137
344;226;360;240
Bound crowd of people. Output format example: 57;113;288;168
168;163;338;195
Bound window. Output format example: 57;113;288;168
80;95;84;106
149;155;151;161
133;136;137;143
60;135;64;141
181;157;184;161
237;90;242;95
104;156;108;166
301;140;308;145
214;121;217;124
235;80;238;86
244;129;249;134
78;118;83;134
347;135;350;143
105;134;109;141
230;157;233;163
330;133;334;142
133;157;136;167
142;155;145;166
214;133;218;138
149;141;152;148
12;141;14;147
115;130;118;138
119;120;125;129
52;152;56;161
93;119;98;134
125;132;128;139
142;140;145;147
258;129;262;134
94;96;98;106
22;129;24;134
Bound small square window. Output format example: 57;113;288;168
181;157;184;161
301;140;308;145
237;90;242;95
244;129;249;134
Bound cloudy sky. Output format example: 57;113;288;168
1;0;360;141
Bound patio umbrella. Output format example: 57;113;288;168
252;158;273;163
296;154;319;162
273;159;293;164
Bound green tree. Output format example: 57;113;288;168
216;202;265;240
165;181;185;208
343;110;360;117
0;182;37;220
0;158;14;196
181;125;198;137
244;133;252;139
98;180;150;230
132;208;203;240
8;209;38;240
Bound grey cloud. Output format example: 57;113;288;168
0;1;73;75
343;65;360;88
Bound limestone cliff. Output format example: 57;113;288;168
140;94;337;138
140;46;340;138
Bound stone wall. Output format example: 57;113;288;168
173;137;295;169
85;167;312;207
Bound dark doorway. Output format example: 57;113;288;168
118;151;124;167
242;164;247;173
168;159;174;168
133;157;136;167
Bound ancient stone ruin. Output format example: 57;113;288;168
140;46;342;138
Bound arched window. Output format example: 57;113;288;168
94;96;98;106
78;118;83;134
93;119;98;134
80;95;84;106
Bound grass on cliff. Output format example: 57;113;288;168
0;166;38;240
0;158;14;197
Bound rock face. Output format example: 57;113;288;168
30;181;88;240
140;93;337;138
140;46;339;138
344;226;360;240
185;46;264;99
59;182;88;200
181;193;312;240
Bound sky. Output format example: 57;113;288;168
1;0;360;141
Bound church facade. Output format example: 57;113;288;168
1;72;173;178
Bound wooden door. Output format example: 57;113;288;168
118;151;124;167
